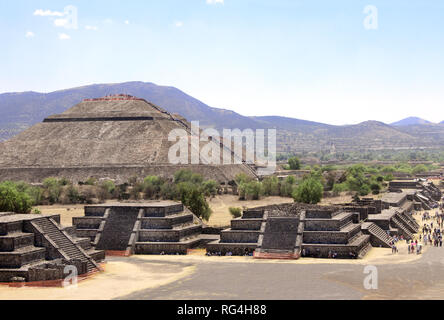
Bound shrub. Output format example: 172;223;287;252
101;180;116;194
85;177;97;186
234;173;253;185
244;181;263;200
358;184;372;196
229;207;242;219
280;176;296;197
174;170;203;184
370;183;381;195
202;180;218;197
42;177;62;204
292;177;323;204
262;176;280;196
288;157;301;170
0;182;33;213
412;164;428;175
66;185;81;204
332;183;348;196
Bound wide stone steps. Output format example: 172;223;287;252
396;213;418;233
96;208;140;251
33;218;97;272
362;222;393;248
391;217;414;240
403;214;420;229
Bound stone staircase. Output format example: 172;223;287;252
96;208;140;251
361;222;393;248
391;216;415;240
32;218;99;273
260;217;299;252
0;213;104;282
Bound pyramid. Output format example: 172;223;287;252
0;95;256;183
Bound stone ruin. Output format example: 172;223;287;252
0;94;257;184
0;190;427;283
388;180;442;210
72;201;202;255
207;196;421;259
0;212;104;283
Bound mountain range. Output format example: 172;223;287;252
1;81;443;153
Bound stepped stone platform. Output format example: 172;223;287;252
73;201;203;255
0;213;104;283
388;180;442;210
208;203;376;259
366;192;420;240
205;193;430;259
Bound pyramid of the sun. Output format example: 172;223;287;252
0;95;257;183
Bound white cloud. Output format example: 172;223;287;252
58;33;71;40
85;25;99;31
175;21;184;28
206;0;224;4
124;20;130;25
25;31;35;38
34;9;64;17
54;18;69;27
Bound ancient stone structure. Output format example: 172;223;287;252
0;94;257;184
0;213;104;283
208;204;374;259
207;197;423;259
73;201;202;255
388;180;442;210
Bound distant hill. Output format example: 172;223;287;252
391;117;432;126
1;81;444;152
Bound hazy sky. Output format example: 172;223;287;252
1;0;443;125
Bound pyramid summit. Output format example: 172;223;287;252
0;95;256;183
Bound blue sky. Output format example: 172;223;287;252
1;0;443;124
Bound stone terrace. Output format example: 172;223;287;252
73;201;202;255
0;213;104;283
207;203;390;259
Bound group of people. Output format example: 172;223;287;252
205;249;254;257
420;220;443;247
391;205;444;255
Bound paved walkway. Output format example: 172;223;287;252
117;245;444;300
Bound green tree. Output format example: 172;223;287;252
42;177;63;204
0;182;33;213
288;157;301;170
244;181;263;200
280;176;296;197
262;176;280;196
292;177;323;204
412;164;428;175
